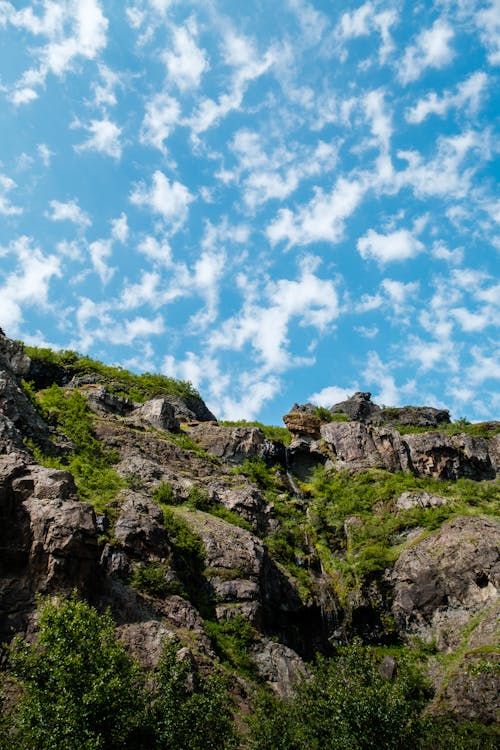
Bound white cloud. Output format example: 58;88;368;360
37;143;54;166
4;0;108;104
0;174;22;216
164;23;208;91
399;19;455;84
92;63;121;107
357;226;424;264
337;2;398;63
381;278;419;314
267;177;363;248
308;384;356;407
130;170;194;230
0;236;61;331
140;93;181;153
111;213;129;243
405;71;489;123
137;234;173;265
46;198;91;229
75;118;122;159
476;0;500;65
88;238;114;284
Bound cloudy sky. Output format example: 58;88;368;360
1;0;499;423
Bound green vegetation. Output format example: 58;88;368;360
2;594;236;750
29;384;125;514
25;345;200;402
204;616;258;679
130;561;182;598
314;406;349;423
220;420;292;446
392;418;500;438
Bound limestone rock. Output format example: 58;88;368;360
404;432;495;480
320;421;409;473
188;423;285;466
133;398;180;433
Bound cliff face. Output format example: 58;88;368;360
0;333;498;722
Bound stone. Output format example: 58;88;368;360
395;491;449;511
330;391;381;422
133;398;180;433
404;432;495;480
320;421;409;473
188;423;285;466
114;493;170;559
282;411;321;437
249;637;309;698
85;385;135;416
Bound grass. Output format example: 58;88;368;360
203;616;259;679
24;345;200;403
219;419;292;446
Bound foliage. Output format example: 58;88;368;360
149;643;237;750
219;420;292;445
420;717;500;749
235;457;282;490
204;616;258;678
152;481;177;505
25;345;200;402
248;640;431;750
314;406;349;423
7;594;147;750
32;384;126;514
393;419;500;438
130;562;181;598
162;509;211;613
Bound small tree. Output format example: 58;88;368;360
8;594;148;750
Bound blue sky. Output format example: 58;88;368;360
0;0;499;423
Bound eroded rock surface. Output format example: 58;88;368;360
404;432;495;480
188;423;285;466
320;422;409;473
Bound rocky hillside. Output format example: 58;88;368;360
0;331;498;744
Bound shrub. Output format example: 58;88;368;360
130;562;181;599
153;481;177;505
7;594;147;750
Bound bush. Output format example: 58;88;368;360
7;594;147;750
130;562;181;598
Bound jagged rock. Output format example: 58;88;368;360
0;332;30;376
132;398;180;433
0;453;98;640
282;411;320;437
117;620;176;669
85;385;135;416
404;432;495;480
207;481;271;532
390;516;499;650
320;422;409;473
164;395;217;423
114;493;170;559
395;491;449;511
330;391;381;421
188;423;285;466
380;404;450;427
489;433;500;473
432;651;500;724
286;436;326;480
250;637;309;698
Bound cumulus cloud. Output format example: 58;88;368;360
130;170;194;230
0;236;61;331
164;22;209;90
0;174;22;216
45;198;91;229
399;19;455;84
140;93;181;153
267;177;363;248
476;0;500;65
357;226;424;264
308;384;356;407
405;71;489;123
338;2;398;63
75;118;122;159
3;0;108;104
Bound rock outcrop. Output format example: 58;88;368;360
320;421;409;473
188;423;286;466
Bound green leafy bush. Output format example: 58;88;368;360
130;562;181;598
204;616;258;678
153;481;177;505
7;594;147;750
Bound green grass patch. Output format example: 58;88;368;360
219;419;291;445
203;616;259;679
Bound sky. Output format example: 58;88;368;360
0;0;499;424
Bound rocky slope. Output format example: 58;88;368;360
0;333;498;725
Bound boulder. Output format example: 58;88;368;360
330;391;381;422
395;491;449;511
282;411;320;437
250;637;309;698
85;385;135;416
188;423;285;466
133;398;180;432
404;432;495;480
390;516;499;650
320;422;409;473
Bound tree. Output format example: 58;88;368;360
7;594;148;750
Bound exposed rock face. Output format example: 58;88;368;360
390;516;499;649
320;422;409;473
283;411;320;437
250;637;308;698
114;494;170;560
330;392;381;422
207;481;270;533
0;452;98;641
188;423;286;466
85;385;135;416
133;398;180;433
395;491;449;511
328;391;450;427
404;432;495;480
